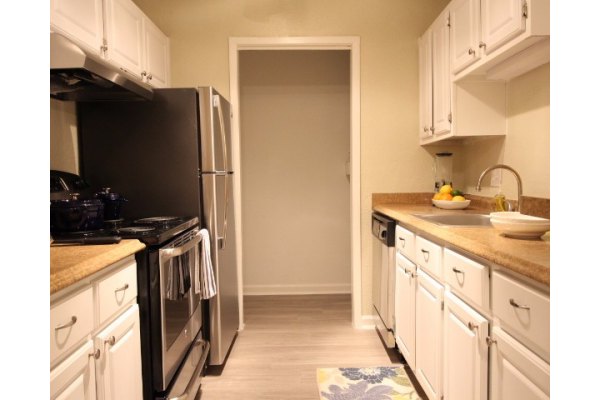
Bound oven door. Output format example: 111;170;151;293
158;228;202;391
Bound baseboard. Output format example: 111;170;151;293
355;314;376;330
243;283;351;296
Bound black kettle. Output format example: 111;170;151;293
94;187;128;221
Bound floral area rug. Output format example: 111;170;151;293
317;366;421;400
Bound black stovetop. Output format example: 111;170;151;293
52;216;199;246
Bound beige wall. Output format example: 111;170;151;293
456;63;550;200
133;0;451;316
50;99;79;174
239;50;350;294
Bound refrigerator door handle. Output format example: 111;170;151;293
214;94;229;249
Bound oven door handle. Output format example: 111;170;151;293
159;231;202;262
168;339;210;400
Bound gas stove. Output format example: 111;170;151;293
51;216;199;246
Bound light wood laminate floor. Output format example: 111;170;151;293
199;294;407;400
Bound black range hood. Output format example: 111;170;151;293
50;32;153;102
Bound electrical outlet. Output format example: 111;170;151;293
490;169;502;187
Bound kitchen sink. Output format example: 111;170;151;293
412;213;492;227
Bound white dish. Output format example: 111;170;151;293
432;199;471;210
490;213;550;239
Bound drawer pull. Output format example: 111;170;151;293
452;267;464;274
55;316;77;331
468;322;478;330
398;237;405;246
509;298;531;310
89;349;101;359
115;283;129;293
105;336;116;346
421;249;430;262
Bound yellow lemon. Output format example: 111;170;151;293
432;193;443;200
439;184;453;195
452;195;466;202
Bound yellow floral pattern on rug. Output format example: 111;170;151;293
317;367;421;400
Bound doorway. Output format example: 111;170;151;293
229;37;361;329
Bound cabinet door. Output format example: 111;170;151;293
443;290;489;400
490;327;550;400
481;0;526;54
50;340;97;400
104;0;145;79
449;0;481;73
50;0;104;55
143;17;170;88
94;304;143;400
415;269;444;400
395;255;416;370
419;29;433;140
431;12;451;136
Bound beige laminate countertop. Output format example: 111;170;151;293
50;239;146;295
374;204;550;286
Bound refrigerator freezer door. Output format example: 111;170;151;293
199;87;232;173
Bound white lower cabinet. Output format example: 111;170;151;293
394;253;416;370
50;256;143;400
489;326;550;400
95;304;143;400
50;340;97;400
443;290;489;400
415;268;444;400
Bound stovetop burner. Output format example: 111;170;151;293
118;226;156;234
135;216;180;224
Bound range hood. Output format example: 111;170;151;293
50;32;153;102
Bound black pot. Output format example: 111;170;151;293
50;197;105;233
94;188;128;221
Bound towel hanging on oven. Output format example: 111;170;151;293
197;228;217;299
165;252;191;301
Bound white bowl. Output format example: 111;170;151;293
490;212;550;239
432;199;471;210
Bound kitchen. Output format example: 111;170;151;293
20;0;591;398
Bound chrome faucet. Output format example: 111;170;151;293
476;164;523;212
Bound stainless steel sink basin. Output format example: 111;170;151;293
413;213;492;227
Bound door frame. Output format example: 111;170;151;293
229;36;362;329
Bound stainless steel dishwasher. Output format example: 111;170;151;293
371;212;396;348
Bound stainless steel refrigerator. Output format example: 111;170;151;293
78;87;240;368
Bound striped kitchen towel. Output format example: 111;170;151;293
197;228;217;299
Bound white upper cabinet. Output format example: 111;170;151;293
449;0;482;73
431;11;452;137
103;0;145;79
481;0;526;54
51;0;171;88
142;17;171;88
50;0;104;55
418;29;433;141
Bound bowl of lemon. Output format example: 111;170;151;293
432;185;470;209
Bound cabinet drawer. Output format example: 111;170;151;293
415;236;442;280
492;271;549;362
395;224;416;261
98;260;138;324
443;248;490;310
50;287;94;364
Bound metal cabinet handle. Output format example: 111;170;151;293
100;45;108;52
141;71;147;78
452;267;464;274
89;349;101;359
479;41;486;49
509;298;531;310
55;316;77;331
421;249;430;262
105;336;116;346
147;74;152;81
468;48;475;55
486;336;497;346
468;322;478;330
423;127;429;132
115;283;129;293
398;237;405;247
